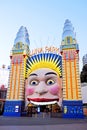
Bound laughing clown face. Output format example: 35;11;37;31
25;53;62;106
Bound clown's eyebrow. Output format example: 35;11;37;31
29;73;38;76
45;72;57;76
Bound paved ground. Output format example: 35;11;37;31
0;124;87;130
0;115;87;130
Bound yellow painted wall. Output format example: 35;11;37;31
62;49;82;101
6;54;27;101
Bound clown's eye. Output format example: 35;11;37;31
30;80;39;86
46;79;55;85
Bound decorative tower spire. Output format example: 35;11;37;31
61;19;78;49
3;26;30;116
62;19;75;40
60;19;84;118
14;26;30;46
11;26;30;57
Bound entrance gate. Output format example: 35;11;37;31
26;103;62;118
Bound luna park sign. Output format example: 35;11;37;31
29;46;59;56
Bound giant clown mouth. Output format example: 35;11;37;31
27;98;59;102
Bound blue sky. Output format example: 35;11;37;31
0;0;87;71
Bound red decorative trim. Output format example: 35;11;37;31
23;55;26;58
76;50;79;53
10;56;12;59
60;51;63;55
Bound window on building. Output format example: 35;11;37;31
67;37;70;44
17;43;20;49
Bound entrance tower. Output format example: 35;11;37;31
60;19;84;118
3;26;30;116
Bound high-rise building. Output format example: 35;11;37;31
82;54;87;66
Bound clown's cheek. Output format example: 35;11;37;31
49;86;59;95
26;88;34;95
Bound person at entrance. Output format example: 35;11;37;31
25;53;62;106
